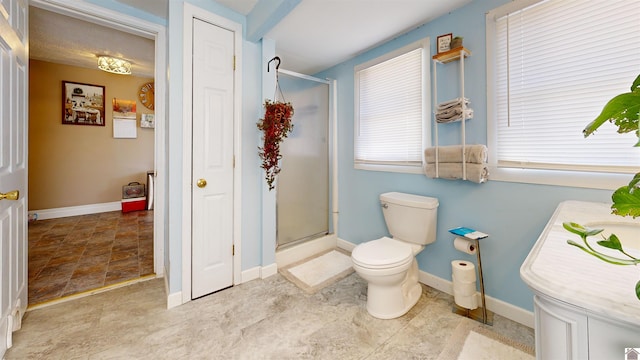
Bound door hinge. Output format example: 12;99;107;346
233;55;236;71
232;244;235;256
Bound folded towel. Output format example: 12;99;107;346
423;162;489;184
435;108;473;123
437;97;469;111
424;145;488;164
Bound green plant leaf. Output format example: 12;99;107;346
627;172;640;191
596;234;623;251
611;185;640;218
563;222;603;237
566;240;640;265
631;74;640;92
636;280;640;301
583;92;640;138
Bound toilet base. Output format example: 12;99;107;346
364;260;422;319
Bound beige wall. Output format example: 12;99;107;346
29;60;154;210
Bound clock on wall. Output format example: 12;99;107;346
138;81;155;110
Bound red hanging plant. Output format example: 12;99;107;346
257;99;294;190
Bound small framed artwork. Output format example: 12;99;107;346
141;114;155;129
113;98;137;119
62;81;105;126
437;33;453;54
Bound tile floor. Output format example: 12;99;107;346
5;273;535;359
28;210;154;305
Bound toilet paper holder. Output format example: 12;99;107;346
450;231;494;325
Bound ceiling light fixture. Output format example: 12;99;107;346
97;56;132;75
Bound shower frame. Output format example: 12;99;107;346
275;68;338;250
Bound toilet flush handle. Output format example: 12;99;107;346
381;203;388;209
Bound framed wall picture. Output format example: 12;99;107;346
62;81;105;126
112;98;137;119
140;114;155;128
437;33;453;54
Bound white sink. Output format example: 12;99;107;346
584;221;640;251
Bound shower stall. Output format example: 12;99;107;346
275;70;333;249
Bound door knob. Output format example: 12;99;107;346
196;179;207;188
0;190;19;201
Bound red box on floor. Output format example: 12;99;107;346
121;198;146;213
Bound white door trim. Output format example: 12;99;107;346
182;3;243;303
29;0;167;277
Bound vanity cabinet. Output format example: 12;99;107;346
521;201;640;360
533;295;588;360
534;294;639;360
588;315;640;360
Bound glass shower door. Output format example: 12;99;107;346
276;73;329;248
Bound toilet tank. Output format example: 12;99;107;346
380;192;439;245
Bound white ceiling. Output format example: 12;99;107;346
29;6;156;77
262;0;471;74
29;0;470;76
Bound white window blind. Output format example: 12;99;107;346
492;0;640;173
355;41;427;168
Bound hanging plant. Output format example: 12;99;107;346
257;99;294;190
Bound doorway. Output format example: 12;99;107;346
180;3;243;304
27;1;166;305
190;18;235;299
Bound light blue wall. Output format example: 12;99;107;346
319;0;612;311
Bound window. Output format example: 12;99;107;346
487;0;640;189
354;39;429;173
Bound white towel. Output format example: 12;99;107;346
423;163;489;184
424;145;488;164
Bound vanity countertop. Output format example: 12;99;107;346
520;200;640;326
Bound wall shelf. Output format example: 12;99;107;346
432;46;471;64
432;47;471;179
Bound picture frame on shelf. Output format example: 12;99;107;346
62;81;105;126
437;33;453;54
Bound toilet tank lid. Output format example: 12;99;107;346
380;192;439;209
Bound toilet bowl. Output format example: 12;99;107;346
351;192;438;319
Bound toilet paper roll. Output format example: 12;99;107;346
452;274;475;284
453;278;476;296
454;292;478;310
451;260;476;283
453;236;477;255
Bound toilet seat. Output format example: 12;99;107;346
352;237;413;269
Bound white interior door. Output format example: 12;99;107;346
191;18;235;299
0;0;28;355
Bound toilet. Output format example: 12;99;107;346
351;192;439;319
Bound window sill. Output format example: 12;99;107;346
489;166;632;190
354;163;423;175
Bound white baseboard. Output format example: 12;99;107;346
261;263;278;279
30;201;121;220
337;237;355;252
275;234;337;268
165;272;182;309
241;267;261;283
240;264;279;283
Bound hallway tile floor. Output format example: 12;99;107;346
28;210;154;305
5;274;534;359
